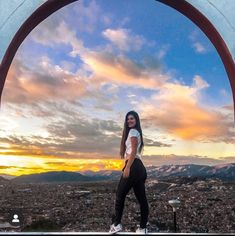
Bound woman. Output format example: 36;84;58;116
109;110;149;234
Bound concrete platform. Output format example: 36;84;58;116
0;232;233;235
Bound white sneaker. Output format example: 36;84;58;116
136;226;148;234
109;223;122;234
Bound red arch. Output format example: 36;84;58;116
0;0;234;126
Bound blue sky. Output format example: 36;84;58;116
0;0;234;175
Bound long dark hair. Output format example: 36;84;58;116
120;110;144;158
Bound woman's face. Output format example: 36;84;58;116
127;114;136;128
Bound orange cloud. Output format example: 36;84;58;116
138;76;232;141
3;57;88;104
81;50;169;89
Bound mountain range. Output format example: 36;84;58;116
0;163;234;183
146;163;235;180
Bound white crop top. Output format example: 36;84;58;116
124;128;142;160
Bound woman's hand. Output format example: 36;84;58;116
123;166;130;178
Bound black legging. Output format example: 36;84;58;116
112;158;149;228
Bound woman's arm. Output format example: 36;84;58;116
123;136;138;178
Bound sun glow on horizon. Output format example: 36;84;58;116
0;155;123;176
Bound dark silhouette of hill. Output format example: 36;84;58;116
12;171;110;183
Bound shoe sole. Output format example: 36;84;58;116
109;228;122;234
109;230;121;234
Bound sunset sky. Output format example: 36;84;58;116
0;0;234;176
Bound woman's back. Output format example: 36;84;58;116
124;128;142;160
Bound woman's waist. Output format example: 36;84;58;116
122;157;145;171
124;152;142;158
125;157;142;165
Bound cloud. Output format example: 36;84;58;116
144;137;172;147
137;75;235;142
222;104;234;111
44;116;122;155
0;166;18;169
0;102;172;159
72;0;103;33
80;50;169;90
4;52;120;118
30;0;111;40
31;19;86;56
193;42;207;54
0;113;123;158
27;3;169;92
189;29;208;54
156;44;171;59
28;10;169;92
102;28;146;52
30;0;105;45
3;56;89;104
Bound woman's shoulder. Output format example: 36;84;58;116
129;128;140;137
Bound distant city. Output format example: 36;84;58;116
0;163;234;233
